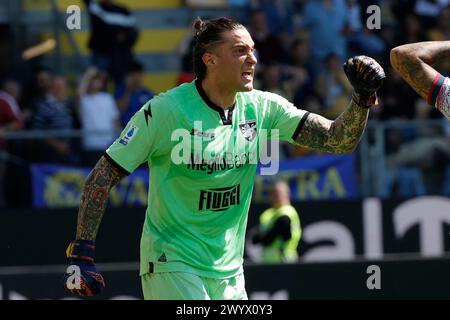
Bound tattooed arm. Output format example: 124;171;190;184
390;41;450;99
295;100;369;153
76;156;126;241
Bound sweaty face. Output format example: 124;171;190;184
211;28;257;92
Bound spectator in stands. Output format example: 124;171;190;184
377;66;421;157
256;62;312;109
427;5;450;41
246;8;285;65
426;5;450;73
394;13;427;48
296;0;350;74
31;76;76;164
255;63;289;99
315;53;353;118
22;66;53;127
83;0;139;85
245;0;296;42
78;67;120;166
176;23;196;86
285;36;316;108
414;0;450;29
346;0;386;59
251;180;301;263
115;61;154;127
379;66;420;121
386;128;450;194
0;79;24;208
0;80;24;127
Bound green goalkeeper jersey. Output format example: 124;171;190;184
105;80;308;278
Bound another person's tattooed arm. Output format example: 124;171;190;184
76;156;126;240
295;100;369;153
390;41;450;100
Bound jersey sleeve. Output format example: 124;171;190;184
262;91;310;143
427;74;450;121
105;95;172;174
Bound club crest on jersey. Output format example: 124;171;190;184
119;125;138;145
238;120;257;142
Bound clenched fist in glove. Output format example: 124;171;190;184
63;240;105;296
343;55;386;108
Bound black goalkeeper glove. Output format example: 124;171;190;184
343;55;386;108
63;240;105;296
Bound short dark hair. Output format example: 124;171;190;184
192;17;244;81
128;60;144;74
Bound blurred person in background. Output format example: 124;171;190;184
30;75;76;164
0;79;24;208
316;53;353;118
379;66;420;120
394;13;427;48
22;66;53;127
426;5;450;73
0;79;23;126
78;67;120;166
255;62;312;106
83;0;139;85
346;0;386;59
114;61;154;127
426;5;450;42
246;8;285;65
176;22;197;86
377;66;420;159
255;62;289;99
251;179;301;263
414;0;450;29
296;0;350;74
285;36;316;108
248;0;295;34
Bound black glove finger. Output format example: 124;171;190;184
87;271;105;286
359;57;377;75
367;71;383;87
80;280;95;296
343;58;354;77
362;61;385;84
364;67;381;84
85;271;105;294
354;56;371;72
367;65;386;85
72;288;84;296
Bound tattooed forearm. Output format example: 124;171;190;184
76;156;126;241
296;100;369;153
390;41;450;99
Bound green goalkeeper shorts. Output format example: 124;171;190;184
141;272;248;300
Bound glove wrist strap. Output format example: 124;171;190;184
352;92;378;109
66;240;95;262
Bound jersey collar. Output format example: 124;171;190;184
195;79;235;125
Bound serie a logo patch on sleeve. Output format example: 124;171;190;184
119;125;138;145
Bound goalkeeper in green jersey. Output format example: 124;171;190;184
64;17;385;299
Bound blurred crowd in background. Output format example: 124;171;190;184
0;0;450;208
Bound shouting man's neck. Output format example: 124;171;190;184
201;78;236;110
